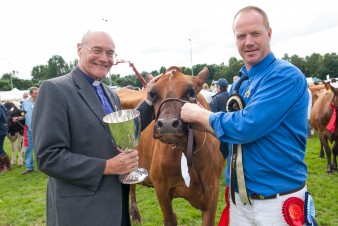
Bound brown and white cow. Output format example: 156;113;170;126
117;66;225;226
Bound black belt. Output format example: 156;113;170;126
249;183;306;200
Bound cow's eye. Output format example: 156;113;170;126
188;89;195;97
149;90;157;102
183;89;196;100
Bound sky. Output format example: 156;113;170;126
0;0;337;80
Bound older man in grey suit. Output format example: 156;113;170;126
32;30;158;226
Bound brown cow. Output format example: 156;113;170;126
309;82;326;105
310;82;338;173
117;67;225;226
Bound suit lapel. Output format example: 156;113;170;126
72;68;107;129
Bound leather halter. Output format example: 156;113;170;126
154;97;196;167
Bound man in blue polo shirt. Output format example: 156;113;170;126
180;6;310;225
14;87;38;175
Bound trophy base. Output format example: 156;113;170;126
119;168;148;184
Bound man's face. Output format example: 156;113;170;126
77;32;115;80
233;10;271;70
30;89;38;99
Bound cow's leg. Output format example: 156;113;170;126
318;133;332;173
154;186;177;226
200;184;220;226
129;184;142;224
17;134;24;166
7;134;18;165
332;141;338;171
10;141;16;165
319;141;325;158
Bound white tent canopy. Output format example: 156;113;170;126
0;88;28;102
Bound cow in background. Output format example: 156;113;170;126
117;67;225;226
310;82;338;173
4;101;26;166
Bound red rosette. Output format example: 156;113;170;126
282;197;305;226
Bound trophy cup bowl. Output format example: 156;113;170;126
103;109;148;184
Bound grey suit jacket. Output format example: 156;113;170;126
32;67;153;226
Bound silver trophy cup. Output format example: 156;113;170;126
103;109;148;184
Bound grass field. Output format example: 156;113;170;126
0;133;337;226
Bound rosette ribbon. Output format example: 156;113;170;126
282;197;305;226
304;191;318;226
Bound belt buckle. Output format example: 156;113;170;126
258;195;265;200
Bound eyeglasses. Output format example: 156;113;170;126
82;44;116;59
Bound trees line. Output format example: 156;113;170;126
1;52;337;91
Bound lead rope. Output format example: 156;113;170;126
186;97;197;167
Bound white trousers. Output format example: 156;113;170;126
229;186;307;226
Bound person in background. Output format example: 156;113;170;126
330;78;338;88
20;92;29;108
199;83;213;103
0;102;11;172
20;92;29;151
13;87;38;175
307;85;313;138
32;29;160;226
233;75;239;83
209;78;230;112
180;6;310;225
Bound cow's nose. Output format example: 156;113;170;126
157;118;180;129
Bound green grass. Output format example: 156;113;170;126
0;133;337;225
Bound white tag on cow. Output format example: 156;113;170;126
181;153;190;187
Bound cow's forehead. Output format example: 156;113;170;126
161;70;191;83
153;72;194;99
159;72;193;89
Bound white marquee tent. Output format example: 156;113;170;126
0;88;28;102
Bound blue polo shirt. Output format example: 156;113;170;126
22;98;35;131
209;52;308;196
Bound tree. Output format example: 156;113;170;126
289;55;306;76
0;75;11;91
304;53;321;77
46;55;70;79
3;52;338;90
31;65;48;84
0;73;32;91
321;53;338;78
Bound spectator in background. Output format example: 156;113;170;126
307;86;313;138
331;78;338;88
209;78;230;112
199;83;213;103
13;87;38;175
20;92;29;108
233;75;239;83
0;103;11;172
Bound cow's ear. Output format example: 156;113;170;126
197;67;209;82
193;67;209;93
145;73;154;84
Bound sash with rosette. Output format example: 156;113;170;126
218;75;249;225
225;74;250;205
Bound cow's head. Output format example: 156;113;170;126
4;101;26;135
148;66;208;144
